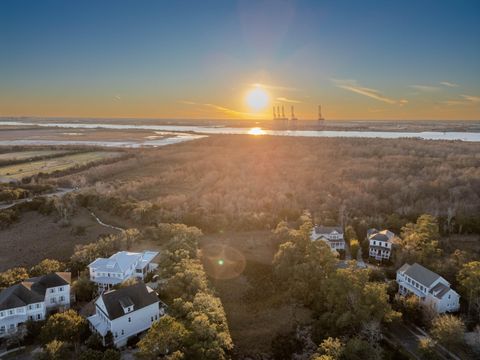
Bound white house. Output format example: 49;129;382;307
87;283;166;347
396;263;460;313
367;228;395;261
0;272;71;338
311;225;345;251
89;251;159;292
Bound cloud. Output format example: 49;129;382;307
178;100;197;105
113;95;121;101
332;79;406;105
250;83;299;92
410;85;441;92
441;94;480;106
440;81;459;88
276;97;301;103
461;94;480;103
180;100;262;118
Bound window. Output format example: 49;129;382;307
10;324;14;330
151;316;154;322
128;317;131;323
29;316;33;321
28;305;32;310
60;296;65;302
36;304;40;309
59;287;63;292
115;332;118;338
155;315;158;320
49;289;54;294
37;314;41;320
121;329;124;335
9;310;14;315
50;297;56;304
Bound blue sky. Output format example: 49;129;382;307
1;0;479;119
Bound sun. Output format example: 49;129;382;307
245;87;269;112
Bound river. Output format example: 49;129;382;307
1;121;480;146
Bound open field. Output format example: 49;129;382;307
0;151;122;181
200;231;311;357
0;149;72;162
0;208;119;271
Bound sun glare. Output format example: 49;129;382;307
248;127;265;136
245;87;269;112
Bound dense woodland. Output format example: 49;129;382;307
53;135;480;237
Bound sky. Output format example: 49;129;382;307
1;0;479;120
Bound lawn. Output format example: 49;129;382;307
0;151;122;180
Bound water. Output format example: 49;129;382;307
1;120;480;147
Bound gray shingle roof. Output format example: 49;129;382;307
430;283;450;299
401;263;441;287
101;283;158;320
23;272;70;297
368;229;395;242
314;225;343;235
0;272;69;311
0;284;44;310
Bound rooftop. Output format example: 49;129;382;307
399;263;442;288
89;250;159;273
99;283;159;320
0;272;70;311
368;229;395;242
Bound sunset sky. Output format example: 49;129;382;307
1;0;479;120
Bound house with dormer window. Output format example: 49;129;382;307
87;283;166;347
88;251;159;292
0;272;71;338
396;263;460;313
311;225;345;251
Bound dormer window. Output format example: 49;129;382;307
119;297;135;314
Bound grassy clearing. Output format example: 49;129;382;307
0;151;122;180
0;149;71;162
200;231;311;357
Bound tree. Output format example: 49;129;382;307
430;315;465;349
273;212;337;306
0;267;29;289
40;310;87;346
172;292;233;360
137;315;189;359
311;337;344;360
72;276;97;302
418;338;440;360
272;220;291;246
345;225;358;246
400;214;442;266
37;340;70;360
30;259;65;277
319;265;400;335
457;261;480;318
162;256;210;302
350;239;360;260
